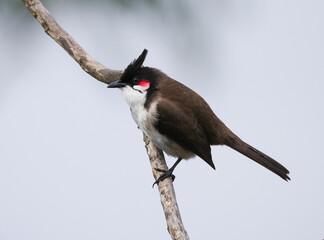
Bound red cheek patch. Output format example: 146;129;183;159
138;79;150;88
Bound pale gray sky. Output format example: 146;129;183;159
1;0;323;239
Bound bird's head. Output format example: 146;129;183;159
108;49;161;107
108;49;155;93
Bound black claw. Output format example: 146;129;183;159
171;174;176;182
152;168;176;188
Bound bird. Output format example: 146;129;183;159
108;49;290;186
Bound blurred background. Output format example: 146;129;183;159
1;0;323;239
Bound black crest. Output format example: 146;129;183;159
133;49;148;68
120;49;148;83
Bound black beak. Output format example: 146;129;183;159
107;81;126;88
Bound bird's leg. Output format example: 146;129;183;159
152;158;182;187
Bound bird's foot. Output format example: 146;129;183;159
152;168;176;188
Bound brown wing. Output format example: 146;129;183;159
157;75;230;146
155;99;215;169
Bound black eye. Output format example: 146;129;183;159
132;77;139;85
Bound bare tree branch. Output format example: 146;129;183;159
22;0;122;84
144;135;189;239
22;0;190;239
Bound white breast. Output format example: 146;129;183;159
120;86;195;159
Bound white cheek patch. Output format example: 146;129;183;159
121;85;147;109
133;84;149;92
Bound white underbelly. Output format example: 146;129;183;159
145;125;195;159
130;103;194;159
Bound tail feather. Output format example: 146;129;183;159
226;136;290;181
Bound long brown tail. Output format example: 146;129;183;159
225;136;290;181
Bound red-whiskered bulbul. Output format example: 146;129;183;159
108;49;290;186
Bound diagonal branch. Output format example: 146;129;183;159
22;0;122;84
22;0;189;239
144;135;189;239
